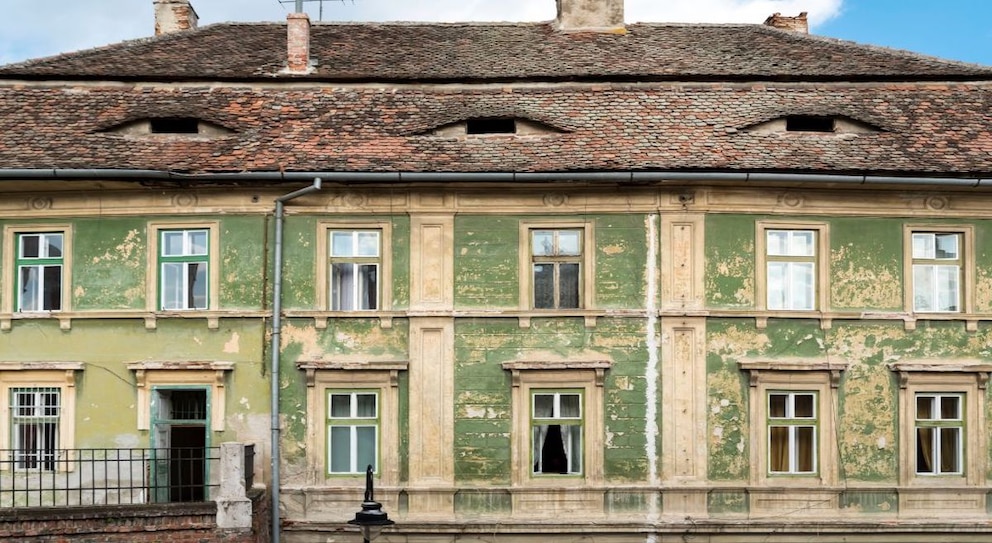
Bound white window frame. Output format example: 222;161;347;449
2;225;73;315
317;221;393;312
755;222;828;312
905;226;973;314
0;365;81;473
147;222;220;312
327;390;380;475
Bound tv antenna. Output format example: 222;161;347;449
279;0;355;22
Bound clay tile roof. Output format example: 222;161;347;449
2;21;991;82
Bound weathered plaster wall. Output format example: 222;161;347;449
704;215;754;309
72;218;146;310
279;215;410;310
829;218;902;311
454;216;519;308
452;317;651;484
595;214;648;309
0;319;267;447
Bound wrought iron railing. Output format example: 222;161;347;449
0;447;221;508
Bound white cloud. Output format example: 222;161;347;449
0;0;843;65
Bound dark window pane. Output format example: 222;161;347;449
21;235;40;258
43;265;61;310
559;263;580;308
917;427;934;473
533;264;554;308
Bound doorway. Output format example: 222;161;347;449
151;387;209;502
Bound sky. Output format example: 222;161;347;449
1;0;990;67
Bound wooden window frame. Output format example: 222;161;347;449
518;220;595;311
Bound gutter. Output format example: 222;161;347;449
0;168;990;187
270;178;322;543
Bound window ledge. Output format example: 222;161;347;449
0;310;268;331
502;359;613;387
297;358;409;388
890;360;992;389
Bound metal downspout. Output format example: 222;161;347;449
271;177;322;543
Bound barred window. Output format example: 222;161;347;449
11;387;60;470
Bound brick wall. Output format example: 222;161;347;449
0;489;268;543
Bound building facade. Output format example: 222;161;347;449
2;0;992;541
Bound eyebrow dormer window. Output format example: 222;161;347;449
466;118;517;135
786;115;835;133
150;117;200;134
100;117;233;137
744;115;881;135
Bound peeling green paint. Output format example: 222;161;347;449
705;215;755;308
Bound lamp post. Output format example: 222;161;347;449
348;465;394;543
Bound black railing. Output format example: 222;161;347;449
0;447;220;508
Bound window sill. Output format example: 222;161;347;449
0;310;268;331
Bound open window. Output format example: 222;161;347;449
503;358;609;486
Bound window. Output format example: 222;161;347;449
911;232;961;312
531;391;582;475
329;230;380;311
529;228;585;309
767;391;817;475
503;360;609;486
766;229;815;310
299;362;405;485
159;229;208;310
915;393;963;476
3;226;71;315
10;387;60;470
741;362;844;486
892;363;986;486
148;222;219;313
15;233;63;312
317;222;392;313
327;391;379;474
786;115;835;133
756;222;828;312
0;366;80;472
466;118;516;135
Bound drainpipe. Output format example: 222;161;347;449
270;177;322;543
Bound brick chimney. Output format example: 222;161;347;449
555;0;625;32
763;12;809;34
285;13;313;73
154;0;198;35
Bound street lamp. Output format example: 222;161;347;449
348;465;394;543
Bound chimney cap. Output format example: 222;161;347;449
763;11;809;34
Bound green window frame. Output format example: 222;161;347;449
767;391;818;475
15;232;63;312
531;389;583;475
327;390;379;475
329;230;381;311
911;232;962;313
159;229;209;310
531;229;582;309
765;229;816;311
915;392;964;475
